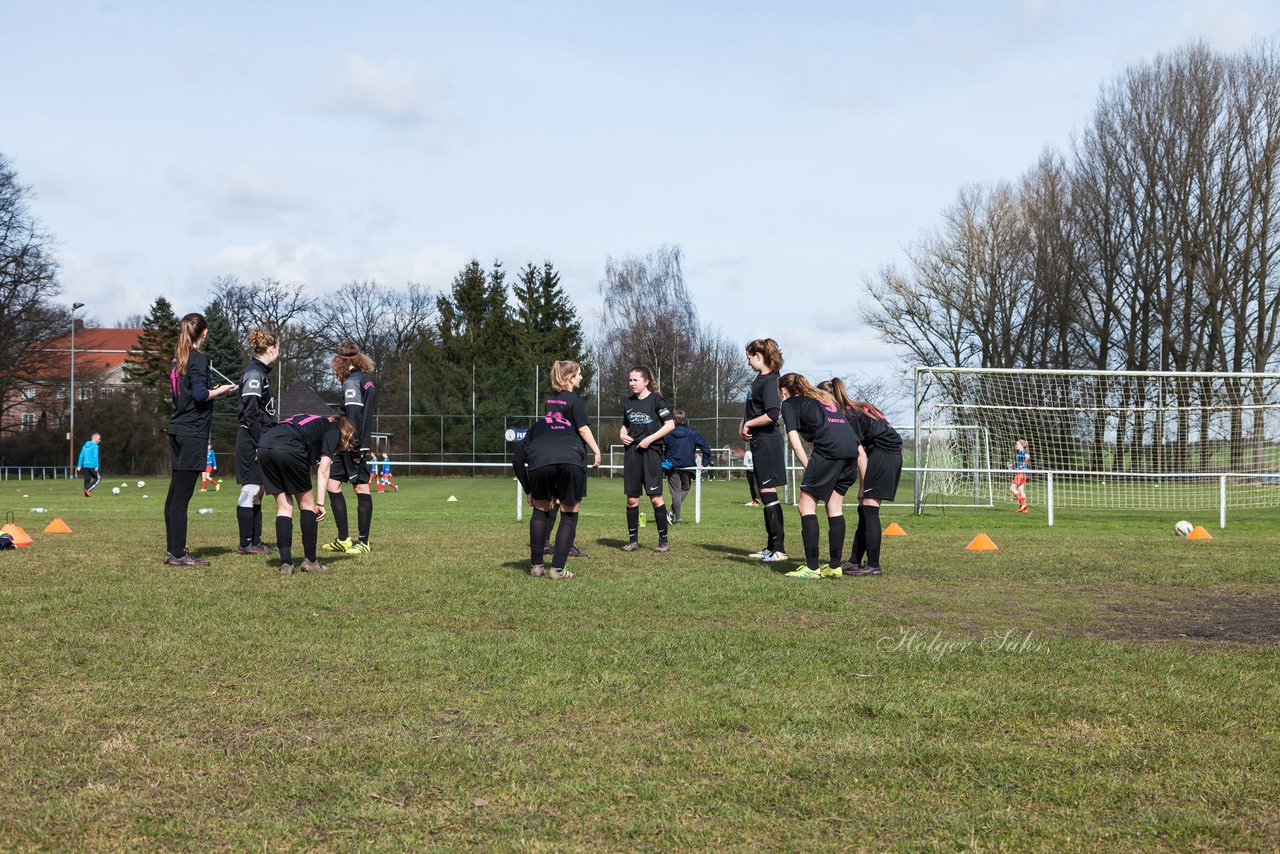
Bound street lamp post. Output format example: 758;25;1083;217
68;302;84;472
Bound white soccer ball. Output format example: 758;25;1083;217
137;480;146;488
1174;520;1193;537
111;487;121;495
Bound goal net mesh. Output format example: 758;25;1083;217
915;368;1280;510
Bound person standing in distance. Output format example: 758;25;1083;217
743;446;760;506
234;328;280;555
258;414;356;575
164;312;238;566
78;432;102;497
321;341;377;555
620;365;675;553
777;373;865;579
1011;439;1031;512
741;338;787;562
662;410;712;525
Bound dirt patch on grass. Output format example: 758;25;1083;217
1087;587;1280;647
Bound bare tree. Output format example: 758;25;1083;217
0;152;65;436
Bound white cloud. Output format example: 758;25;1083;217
327;54;446;129
214;165;309;218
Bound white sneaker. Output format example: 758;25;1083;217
760;550;789;562
748;548;771;559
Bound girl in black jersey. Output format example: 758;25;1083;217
163;313;239;566
234;328;280;555
258;414;355;575
321;341;377;555
620;365;675;552
778;373;866;579
514;406;594;579
534;360;603;561
821;378;904;577
740;338;787;562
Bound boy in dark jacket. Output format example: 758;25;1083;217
663;410;712;524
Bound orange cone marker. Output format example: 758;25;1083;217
1;522;33;547
884;522;907;537
966;532;999;551
43;518;72;534
1186;525;1214;540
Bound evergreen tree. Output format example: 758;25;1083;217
202;298;243;450
512;261;591;390
125;296;179;415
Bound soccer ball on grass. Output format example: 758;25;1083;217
111;487;121;495
1174;520;1193;537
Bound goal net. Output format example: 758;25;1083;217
913;367;1280;512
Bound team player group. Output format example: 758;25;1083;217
154;310;905;580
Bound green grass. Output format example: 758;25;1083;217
2;477;1278;850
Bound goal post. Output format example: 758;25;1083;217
913;366;1280;515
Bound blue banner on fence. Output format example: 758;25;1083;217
504;428;528;442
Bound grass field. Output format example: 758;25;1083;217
2;476;1278;850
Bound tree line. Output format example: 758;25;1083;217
865;41;1280;472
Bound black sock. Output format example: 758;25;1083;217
236;506;254;548
863;505;882;567
828;513;846;567
551;510;579;569
801;514;820;569
626;505;639;543
300;509;318;562
547;505;560;539
164;470;199;555
854;505;867;565
760;496;774;550
765;500;785;553
530;507;553;565
276;515;293;566
356;493;373;543
654;504;669;542
252;502;263;543
330;491;349;540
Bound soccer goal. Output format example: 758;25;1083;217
913;367;1280;518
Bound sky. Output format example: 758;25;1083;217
4;0;1279;388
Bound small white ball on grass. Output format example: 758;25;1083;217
111;487;121;495
1174;520;1193;537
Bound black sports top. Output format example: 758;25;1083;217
743;373;781;433
851;409;903;453
260;414;343;464
342;369;377;454
623;392;673;444
238;358;277;445
167;350;213;438
545;390;590;432
782;395;861;459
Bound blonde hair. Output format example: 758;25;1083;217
746;338;783;373
819;378;886;420
331;340;374;382
333;416;357;453
779;372;834;407
629;365;659;394
550;360;580;392
247;328;279;355
173;313;207;377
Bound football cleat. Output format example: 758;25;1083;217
320;537;354;553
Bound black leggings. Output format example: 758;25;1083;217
164;470;201;556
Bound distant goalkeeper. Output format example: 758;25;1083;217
1011;439;1030;513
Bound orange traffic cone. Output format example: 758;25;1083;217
1186;525;1214;540
43;518;72;533
966;532;999;551
1;522;33;547
884;522;907;537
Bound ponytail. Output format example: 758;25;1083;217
779;372;834;406
174;313;208;377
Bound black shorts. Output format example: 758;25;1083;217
801;453;858;502
862;449;903;502
750;431;786;491
623;445;664;497
329;451;372;486
527;463;587;505
258;440;314;496
168;433;206;472
235;430;264;486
